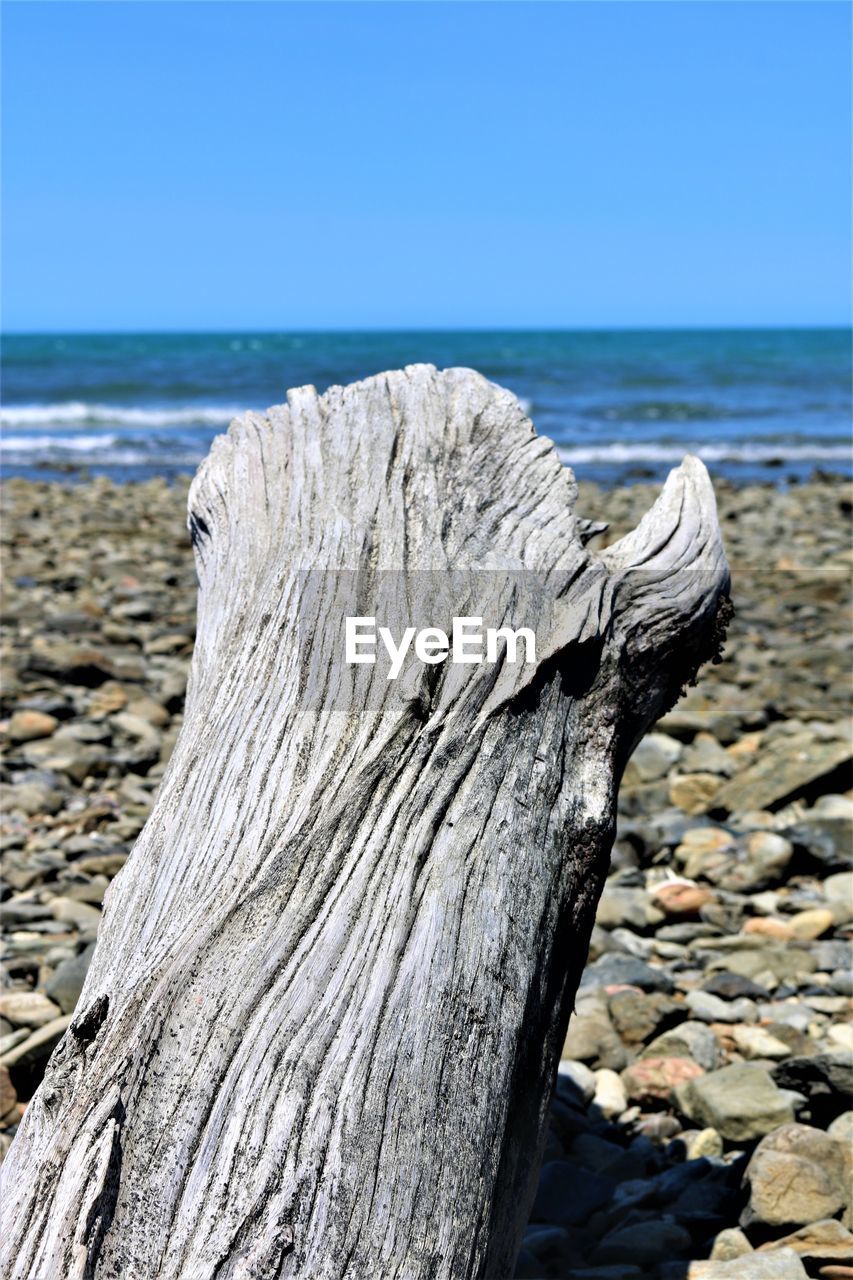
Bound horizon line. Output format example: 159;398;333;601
3;322;852;339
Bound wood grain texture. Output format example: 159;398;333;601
0;365;729;1280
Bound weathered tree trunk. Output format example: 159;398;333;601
1;366;728;1280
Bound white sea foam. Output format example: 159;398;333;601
0;402;245;428
558;442;853;465
0;444;199;468
0;434;119;452
3;398;534;429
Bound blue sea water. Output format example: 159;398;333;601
1;329;850;486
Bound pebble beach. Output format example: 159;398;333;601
1;470;851;1280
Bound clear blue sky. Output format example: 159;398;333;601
2;1;850;331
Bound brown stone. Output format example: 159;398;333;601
788;908;835;940
0;1065;17;1121
744;1151;844;1227
0;991;62;1029
743;917;795;941
73;852;129;876
607;989;680;1046
726;732;763;765
669;773;721;816
652;880;714;915
716;734;853;814
87;681;129;719
6;710;59;742
743;1124;850;1229
757;1219;853;1264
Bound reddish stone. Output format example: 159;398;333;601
743;916;795;941
652;881;714;916
622;1056;705;1104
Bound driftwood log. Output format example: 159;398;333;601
1;366;729;1280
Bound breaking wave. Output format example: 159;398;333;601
0;402;245;429
558;442;853;465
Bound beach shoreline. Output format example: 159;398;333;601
1;473;851;1273
3;329;851;490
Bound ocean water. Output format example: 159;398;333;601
1;329;850;486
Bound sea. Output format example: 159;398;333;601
1;329;850;487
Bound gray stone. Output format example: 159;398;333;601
709;1227;753;1261
554;1270;644;1280
657;683;765;742
49;897;101;927
52;720;111;744
829;969;853;996
561;999;628;1071
0;1016;73;1067
709;947;815;983
669;1171;743;1231
642;1021;722;1071
702;972;770;1001
607;989;682;1046
0;900;52;927
619;777;671;815
823;870;853;905
772;1053;853;1126
579;954;675;994
0;1028;30;1057
530;1161;615;1227
732;1025;791;1061
685;990;757;1024
21;735;108;783
717;832;794;892
24;638;121;686
755;1002;813;1033
626;732;683;782
681;733;736;777
676;1064;797;1141
566;1133;646;1179
591;1220;692;1266
783;815;853;871
594;884;657;931
607;926;654;958
518;1225;577;1274
44;943;96;1015
0;991;62;1029
0;781;64;816
811;939;852;972
715;734;852;814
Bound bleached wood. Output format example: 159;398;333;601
0;365;728;1280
